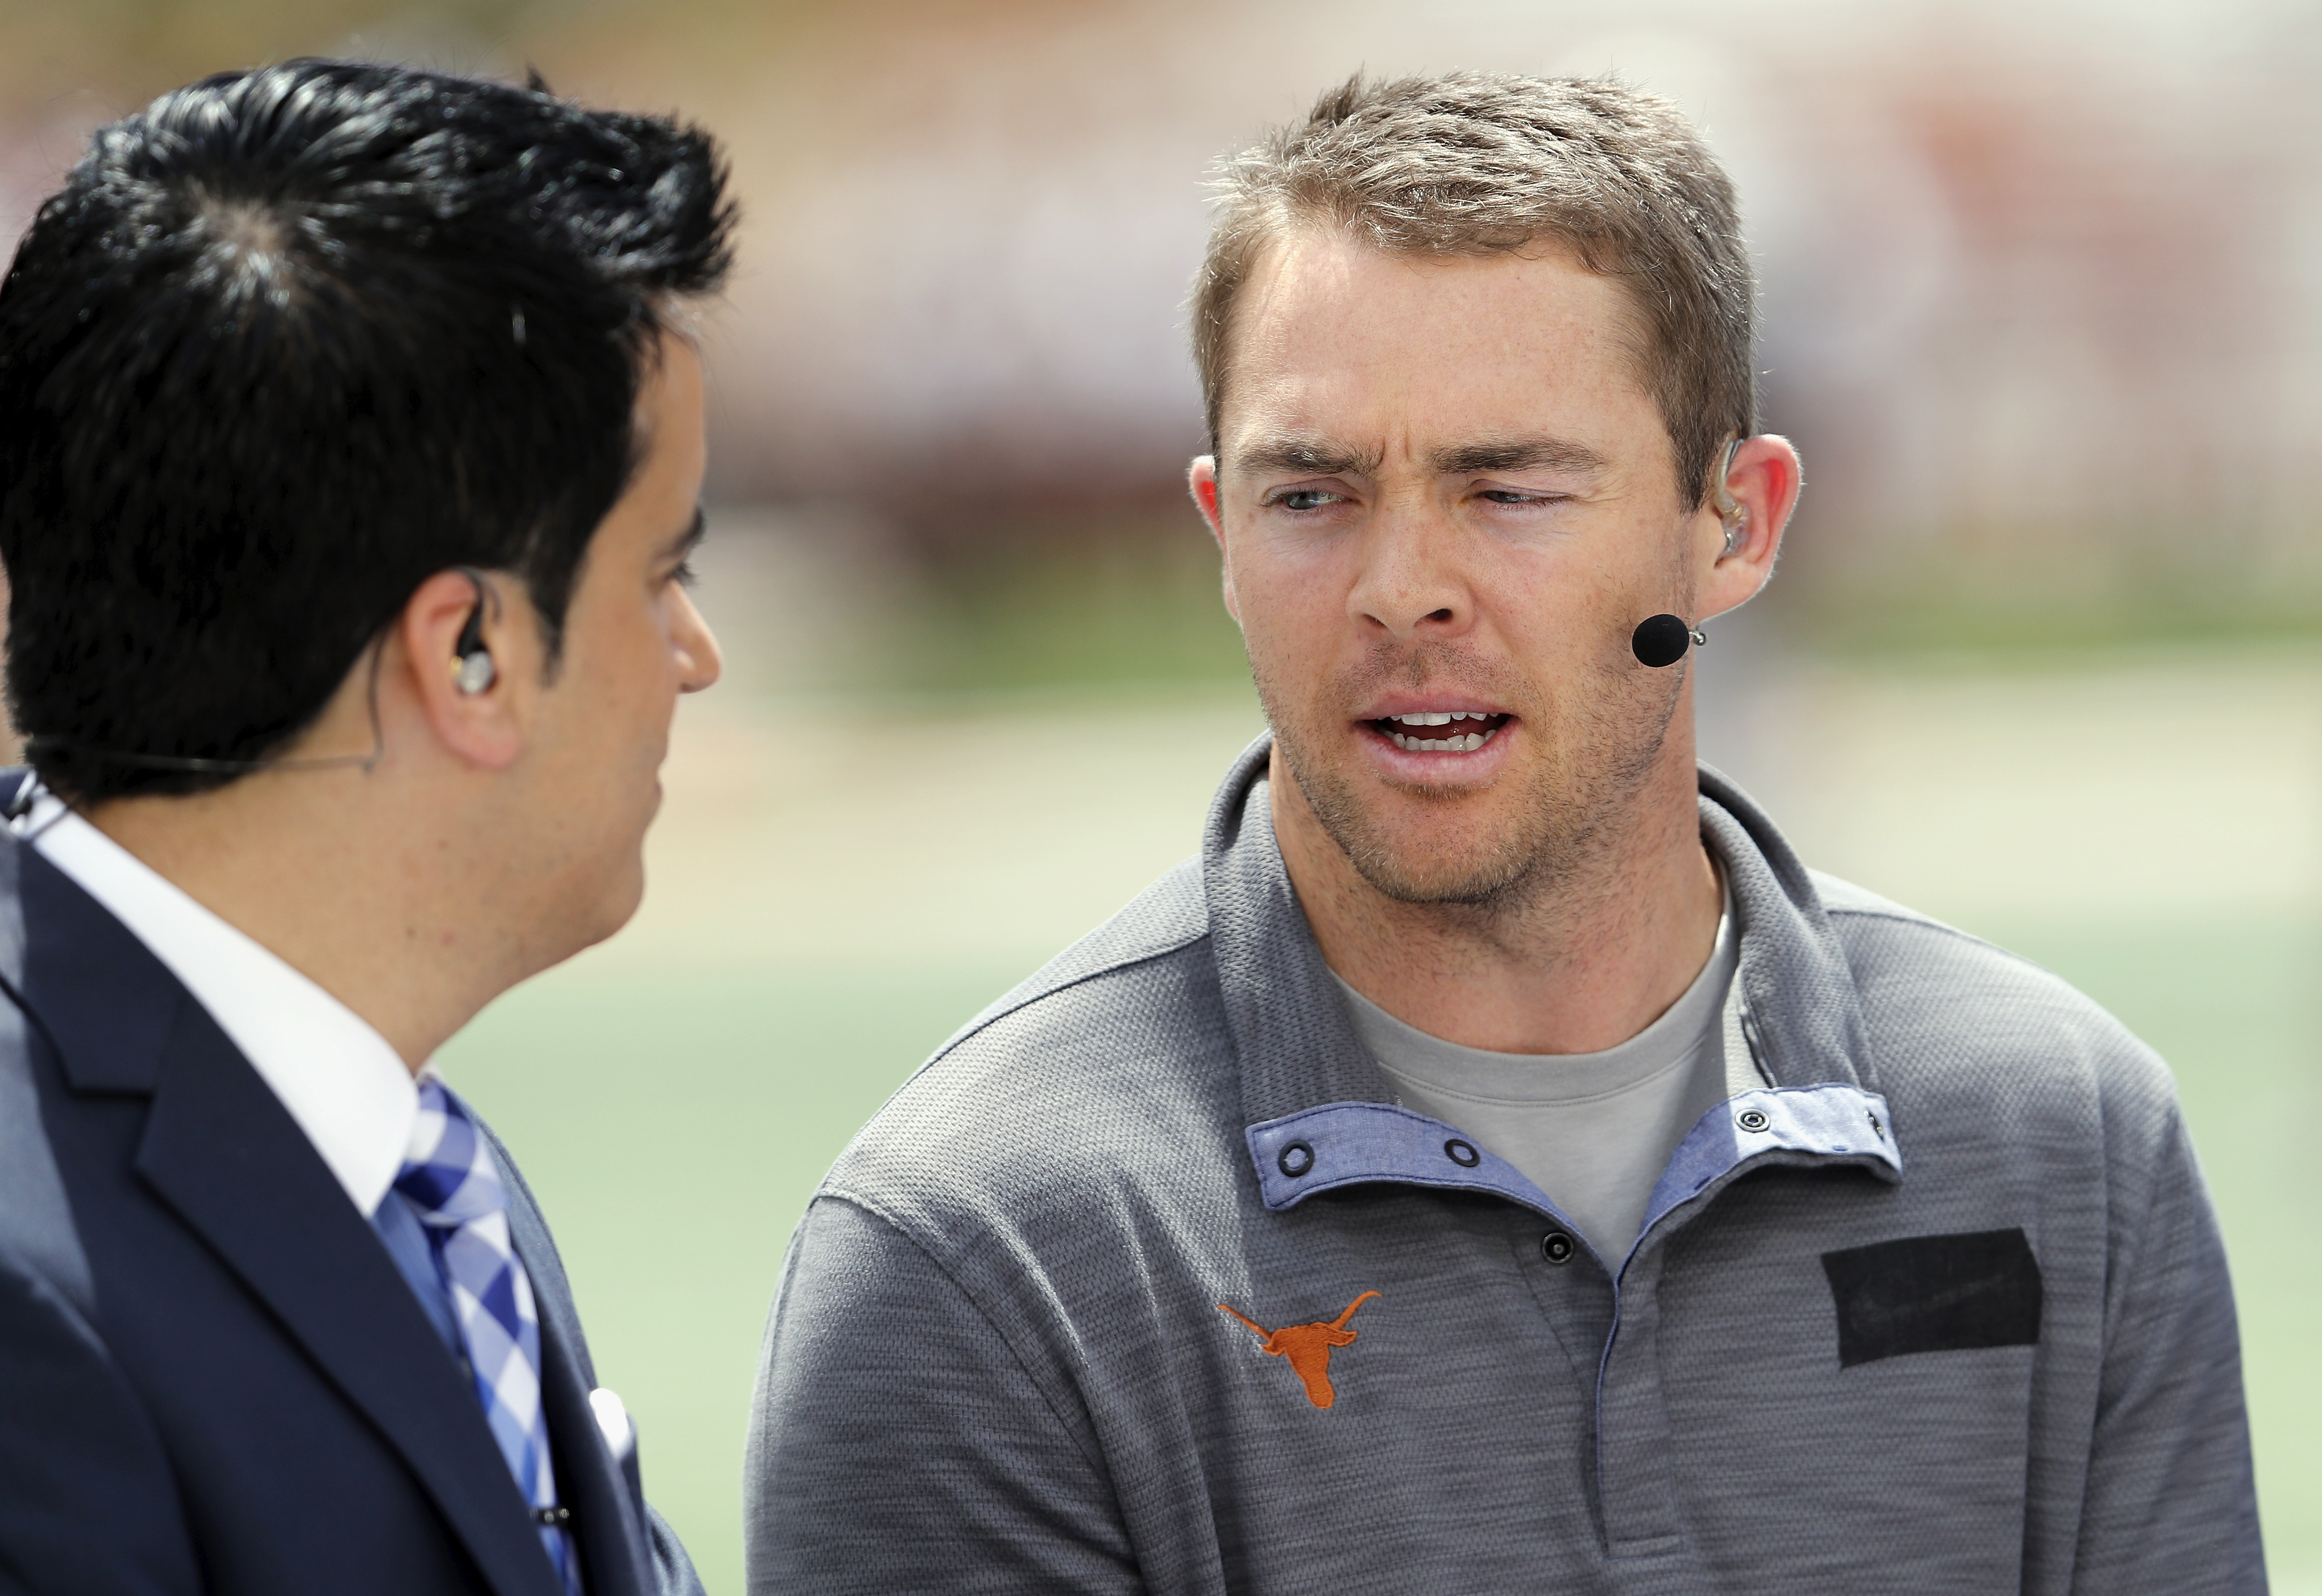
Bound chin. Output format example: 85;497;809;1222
1315;783;1536;901
1347;831;1543;906
1286;729;1576;907
549;855;649;964
591;865;650;947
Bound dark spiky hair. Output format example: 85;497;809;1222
0;59;735;799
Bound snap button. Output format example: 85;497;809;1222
1277;1140;1315;1178
1736;1109;1771;1133
1444;1138;1480;1168
1540;1231;1575;1265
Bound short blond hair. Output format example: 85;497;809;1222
1193;71;1755;508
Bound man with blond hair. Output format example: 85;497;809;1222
745;73;2261;1592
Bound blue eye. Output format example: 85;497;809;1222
1277;489;1340;511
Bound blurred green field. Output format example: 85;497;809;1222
444;961;1012;1594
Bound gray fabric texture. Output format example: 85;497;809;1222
745;736;2263;1595
1331;880;1736;1263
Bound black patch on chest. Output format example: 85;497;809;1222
1820;1228;2042;1368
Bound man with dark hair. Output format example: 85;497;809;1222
745;72;2262;1592
0;61;728;1595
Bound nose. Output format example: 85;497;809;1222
1346;506;1473;641
672;588;723;693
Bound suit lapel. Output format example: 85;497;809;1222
539;1322;650;1596
135;1001;567;1596
0;835;563;1596
486;1114;654;1596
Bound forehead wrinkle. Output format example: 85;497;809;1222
1231;434;1384;478
1428;435;1607;477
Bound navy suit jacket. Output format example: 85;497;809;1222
0;817;705;1596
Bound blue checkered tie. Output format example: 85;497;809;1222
395;1078;580;1592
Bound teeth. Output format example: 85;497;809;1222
1390;710;1495;727
1388;730;1492;753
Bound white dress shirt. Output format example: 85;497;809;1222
13;784;642;1475
14;787;425;1216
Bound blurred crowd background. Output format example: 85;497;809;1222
4;0;2316;1589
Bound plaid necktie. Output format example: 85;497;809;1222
394;1078;580;1592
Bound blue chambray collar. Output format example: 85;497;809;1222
1244;1085;1902;1272
1249;1086;1902;1214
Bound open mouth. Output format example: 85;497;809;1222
1367;710;1510;753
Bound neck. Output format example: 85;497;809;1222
1272;727;1721;1056
83;773;522;1072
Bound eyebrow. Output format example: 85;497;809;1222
1229;434;1608;480
1231;436;1385;478
1427;435;1607;477
662;506;707;559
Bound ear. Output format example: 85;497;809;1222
1696;434;1803;624
1188;455;1241;625
399;567;524;770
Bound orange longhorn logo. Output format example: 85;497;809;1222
1217;1291;1381;1409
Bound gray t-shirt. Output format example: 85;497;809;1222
1330;889;1744;1265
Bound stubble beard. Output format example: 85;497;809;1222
1257;637;1685;916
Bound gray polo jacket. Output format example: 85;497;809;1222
746;738;2263;1594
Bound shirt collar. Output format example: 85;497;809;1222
14;787;424;1216
1199;735;1883;1129
1200;738;1395;1130
1200;740;1900;1237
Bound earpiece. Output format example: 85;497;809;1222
1712;437;1747;561
451;568;497;695
454;641;495;695
1632;613;1707;668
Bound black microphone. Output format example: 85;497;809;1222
1631;613;1704;668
